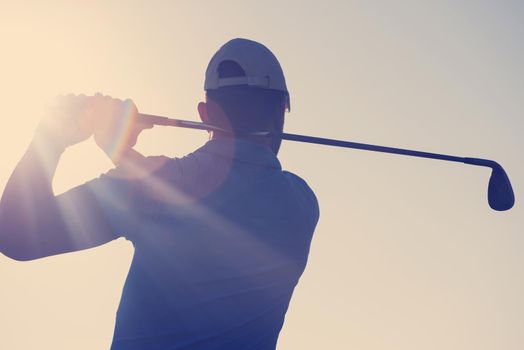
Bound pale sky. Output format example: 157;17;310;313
0;1;522;349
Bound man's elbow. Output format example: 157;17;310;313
0;235;40;262
0;215;43;261
0;248;37;261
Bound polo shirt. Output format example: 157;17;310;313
84;139;319;349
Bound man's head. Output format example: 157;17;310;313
197;38;290;154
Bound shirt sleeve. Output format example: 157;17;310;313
47;175;137;249
56;156;173;242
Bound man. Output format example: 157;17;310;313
0;38;319;349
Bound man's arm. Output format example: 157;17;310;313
0;94;151;261
0;137;118;261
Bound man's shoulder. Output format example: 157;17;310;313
281;170;319;221
105;155;173;180
281;171;316;195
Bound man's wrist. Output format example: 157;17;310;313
32;128;68;155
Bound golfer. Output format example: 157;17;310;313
0;38;319;349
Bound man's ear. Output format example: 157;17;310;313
197;102;208;123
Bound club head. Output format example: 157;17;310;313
488;163;515;211
463;158;515;211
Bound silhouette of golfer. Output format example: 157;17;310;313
0;38;319;349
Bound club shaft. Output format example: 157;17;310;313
139;114;480;166
280;132;465;163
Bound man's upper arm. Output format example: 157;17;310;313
53;176;132;252
1;173;135;261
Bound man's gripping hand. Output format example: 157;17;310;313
88;94;153;165
35;94;95;151
35;93;153;163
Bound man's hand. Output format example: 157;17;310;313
88;94;154;165
36;94;95;151
34;93;153;164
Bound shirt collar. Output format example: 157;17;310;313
197;139;282;169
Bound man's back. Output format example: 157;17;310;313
92;139;318;349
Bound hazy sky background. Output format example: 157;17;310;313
0;1;522;349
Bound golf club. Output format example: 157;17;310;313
138;113;515;211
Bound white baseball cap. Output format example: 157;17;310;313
204;38;290;111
